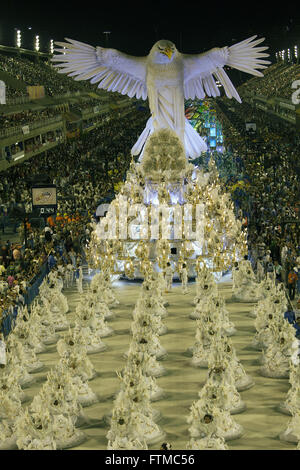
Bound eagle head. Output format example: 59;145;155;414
150;40;177;64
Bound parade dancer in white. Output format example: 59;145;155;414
164;262;173;293
76;266;83;294
181;263;189;295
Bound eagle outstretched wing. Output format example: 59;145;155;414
183;35;270;103
52;38;148;100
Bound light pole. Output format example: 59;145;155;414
16;29;21;48
35;35;40;52
295;45;299;64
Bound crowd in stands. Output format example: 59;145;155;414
0;52;129;105
0;105;149;324
0;107;61;131
74;96;110;111
0;53;93;97
4;84;26;101
216;98;299;298
239;61;300;100
0;215;90;320
0;98;115;140
0;103;135;165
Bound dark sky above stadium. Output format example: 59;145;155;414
1;1;299;57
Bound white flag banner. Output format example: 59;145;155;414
245;122;256;131
0;81;6;105
22;125;30;135
0;340;6;365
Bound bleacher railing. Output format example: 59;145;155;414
6;95;31;106
0;114;63;138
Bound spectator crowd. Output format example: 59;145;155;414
239;61;300;100
215;98;299;300
0;53;93;98
0;107;61;131
0;104;149;326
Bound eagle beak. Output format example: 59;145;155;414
162;47;173;60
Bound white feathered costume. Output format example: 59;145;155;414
52;36;269;159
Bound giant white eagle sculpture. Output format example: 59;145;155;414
52;36;270;159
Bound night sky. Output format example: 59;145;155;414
1;2;299;62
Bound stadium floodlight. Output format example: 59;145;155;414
35;35;40;52
294;45;298;58
16;30;21;48
287;48;291;61
50;39;54;54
